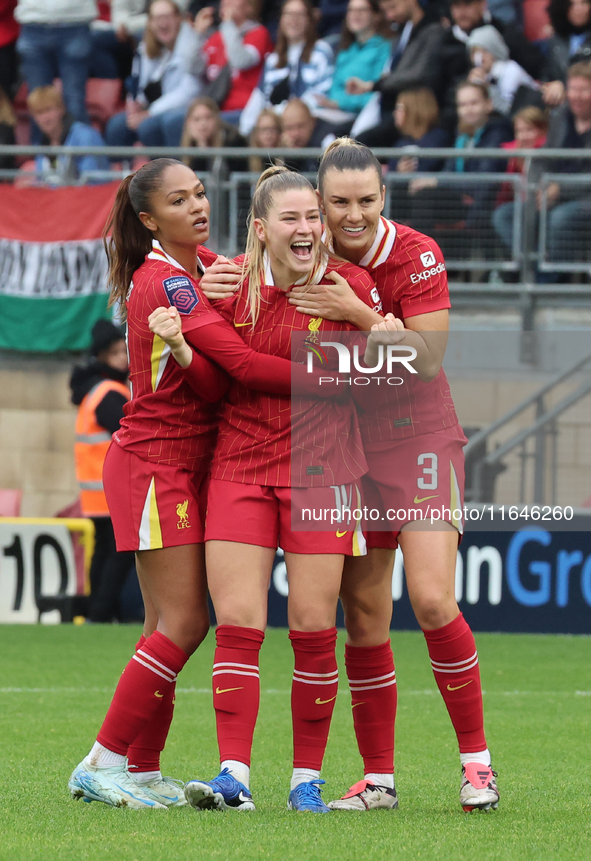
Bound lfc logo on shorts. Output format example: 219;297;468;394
176;499;191;529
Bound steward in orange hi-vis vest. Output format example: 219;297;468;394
75;378;130;516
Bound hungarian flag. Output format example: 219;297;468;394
0;182;120;353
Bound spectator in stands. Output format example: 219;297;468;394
439;0;544;124
313;0;391;125
15;0;96;124
90;0;155;80
492;105;548;252
279;96;335;170
239;0;334;136
541;0;591;107
0;84;15;169
248;106;282;170
24;85;109;182
388;86;451;220
348;0;446;145
104;0;200;148
0;0;19;98
192;0;274;125
180;95;248;172
467;25;540;115
408;80;512;256
70;319;134;624
535;61;591;267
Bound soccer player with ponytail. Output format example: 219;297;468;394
286;138;499;813
177;165;381;813
68;158;360;810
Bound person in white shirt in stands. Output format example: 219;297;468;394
90;0;189;80
467;24;540;115
239;0;334;137
16;0;96;123
104;0;200;147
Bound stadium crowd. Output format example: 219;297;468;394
1;0;591;273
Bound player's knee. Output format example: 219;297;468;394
412;596;457;631
343;606;391;646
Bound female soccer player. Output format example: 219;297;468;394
68;158;351;810
175;166;379;813
288;138;499;813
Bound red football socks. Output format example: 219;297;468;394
289;628;338;770
213;625;264;766
126;635;177;773
345;640;397;774
97;630;188;756
422;613;487;753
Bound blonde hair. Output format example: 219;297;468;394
512;105;548;134
242;165;319;325
395;87;440;139
27;85;64;114
568;60;591;83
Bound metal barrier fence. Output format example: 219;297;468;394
1;143;591;306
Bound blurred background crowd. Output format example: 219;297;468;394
1;0;591;277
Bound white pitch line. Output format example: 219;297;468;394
0;687;589;696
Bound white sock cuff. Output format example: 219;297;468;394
221;759;250;789
460;748;491;767
290;767;320;792
87;741;126;768
364;772;394;789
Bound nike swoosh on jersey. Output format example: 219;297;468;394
351;701;366;708
315;695;337;705
447;680;473;692
154;691;164;698
215;686;245;695
336;530;348;538
413;494;440;504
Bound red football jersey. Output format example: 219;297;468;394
353;217;461;442
211;255;379;487
203;24;274;112
115;240;224;473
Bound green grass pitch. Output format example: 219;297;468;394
0;625;590;861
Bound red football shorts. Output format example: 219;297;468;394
205;478;367;556
363;428;466;550
104;442;208;551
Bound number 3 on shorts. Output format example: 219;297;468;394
417;453;438;490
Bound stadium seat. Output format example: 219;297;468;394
523;0;552;42
86;78;124;131
0;487;23;516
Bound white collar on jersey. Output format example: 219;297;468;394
262;247;329;287
148;239;206;276
322;216;397;270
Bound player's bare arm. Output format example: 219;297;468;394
200;255;242;300
287;271;383;328
148;306;193;368
366;309;449;383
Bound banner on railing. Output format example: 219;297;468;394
0;182;120;352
